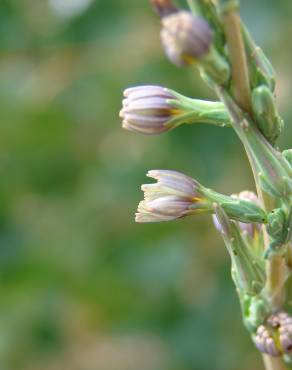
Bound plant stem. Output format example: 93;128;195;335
262;354;287;370
218;1;287;369
219;0;251;112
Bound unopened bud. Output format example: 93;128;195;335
137;170;267;224
160;10;230;84
254;312;292;356
254;324;281;357
120;85;179;135
252;85;284;145
161;11;213;66
136;170;211;222
120;85;232;135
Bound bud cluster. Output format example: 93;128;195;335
255;312;292;356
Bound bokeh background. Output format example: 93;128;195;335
1;0;292;369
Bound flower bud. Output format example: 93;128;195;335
160;11;230;84
254;312;292;356
137;170;267;224
120;85;232;135
254;324;281;357
120;85;178;135
161;11;213;66
136;170;211;223
252;85;284;145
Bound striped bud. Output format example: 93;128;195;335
120;85;179;135
254;312;292;356
160;11;213;66
136;170;267;224
120;85;232;135
136;170;211;222
254;324;281;357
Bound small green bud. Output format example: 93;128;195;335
265;207;292;257
252;85;284;145
283;149;292;169
242;25;276;91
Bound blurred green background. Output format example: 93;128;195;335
0;0;292;369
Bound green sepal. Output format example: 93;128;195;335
252;85;284;145
165;91;232;128
214;204;265;295
199;46;231;86
202;187;267;224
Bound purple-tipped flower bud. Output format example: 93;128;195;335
254;312;292;356
136;170;210;223
160;11;213;67
120;85;179;135
254;324;281;357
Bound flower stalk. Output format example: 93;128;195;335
120;1;292;369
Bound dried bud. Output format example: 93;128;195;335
120;85;179;135
150;0;177;18
160;11;213;66
254;312;292;356
136;170;211;223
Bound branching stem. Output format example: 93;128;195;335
218;1;287;369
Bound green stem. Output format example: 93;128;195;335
218;2;287;369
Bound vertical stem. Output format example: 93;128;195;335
219;1;251;112
263;354;287;370
218;1;287;369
